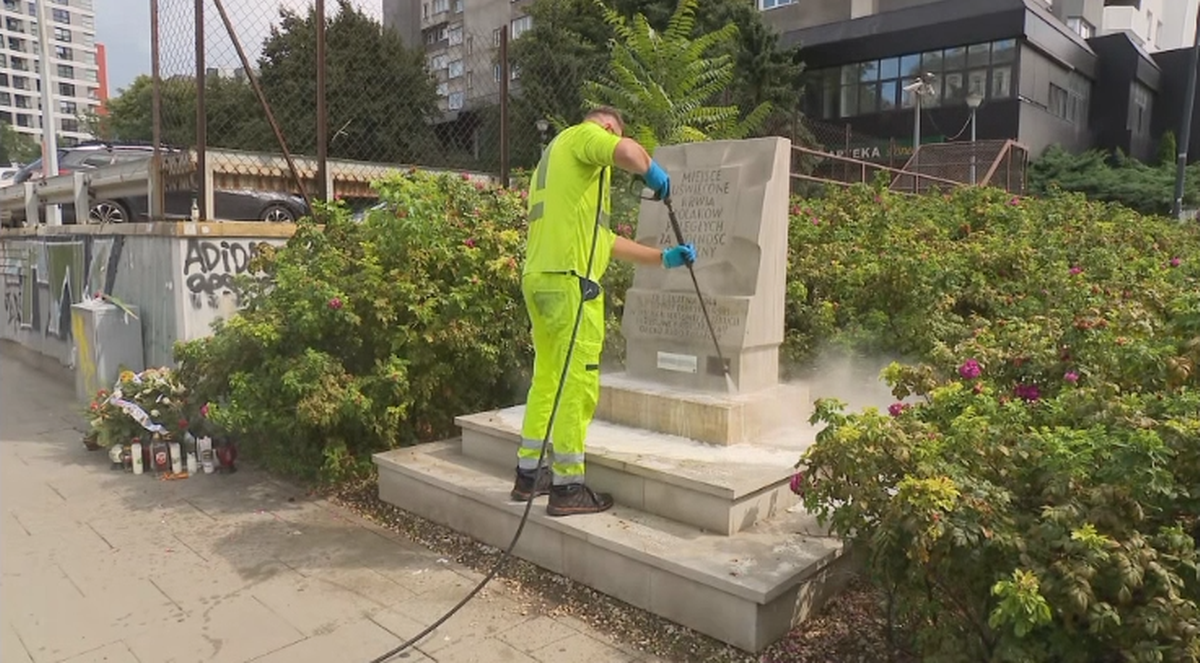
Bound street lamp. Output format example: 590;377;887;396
535;118;549;151
966;91;984;185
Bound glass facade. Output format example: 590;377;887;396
807;38;1018;120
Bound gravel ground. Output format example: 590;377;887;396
327;478;913;663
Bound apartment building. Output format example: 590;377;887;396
0;0;103;148
382;0;534;116
759;0;1200;163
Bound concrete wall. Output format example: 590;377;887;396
0;222;293;375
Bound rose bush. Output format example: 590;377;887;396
789;183;1200;662
174;170;542;482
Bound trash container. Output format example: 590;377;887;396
71;300;144;403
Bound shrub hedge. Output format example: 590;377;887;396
791;184;1200;661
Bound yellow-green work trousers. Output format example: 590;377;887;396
518;271;605;485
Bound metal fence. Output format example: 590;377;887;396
139;0;632;216
75;0;1024;225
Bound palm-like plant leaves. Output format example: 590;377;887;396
582;0;773;153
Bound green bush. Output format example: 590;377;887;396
1028;145;1200;217
174;170;538;481
790;184;1200;662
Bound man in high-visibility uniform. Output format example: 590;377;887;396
511;106;696;517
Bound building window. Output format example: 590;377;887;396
432;0;448;13
1129;82;1151;136
58;100;75;115
493;62;501;82
7;37;25;52
16;113;30;128
448;23;462;45
429;53;447;70
511;15;532;39
809;38;1017;120
53;26;71;43
55;45;73;60
4;17;22;32
58;82;74;97
493;27;501;47
0;92;9;105
57;63;73;78
1049;73;1089;126
759;0;795;8
51;8;70;23
466;71;473;90
61;118;79;133
453;0;462;12
1067;17;1095;39
448;59;463;78
448;91;464;110
437;81;449;96
14;95;28;109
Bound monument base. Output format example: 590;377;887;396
374;440;852;653
596;372;811;446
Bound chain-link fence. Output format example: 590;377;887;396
137;0;1021;220
144;0;622;217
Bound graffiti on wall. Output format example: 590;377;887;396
182;238;274;312
0;236;123;341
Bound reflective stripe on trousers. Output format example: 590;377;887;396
518;271;605;485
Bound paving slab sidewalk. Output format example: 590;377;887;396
0;354;653;663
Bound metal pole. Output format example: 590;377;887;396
150;0;164;220
970;107;978;185
499;28;510;188
210;0;313;214
35;0;60;225
1173;6;1200;219
315;0;328;202
194;0;207;220
913;88;921;194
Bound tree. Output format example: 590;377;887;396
508;0;805;144
89;74;271;151
257;0;440;164
0;122;40;164
582;0;772;153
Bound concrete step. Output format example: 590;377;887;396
456;405;820;536
373;441;851;654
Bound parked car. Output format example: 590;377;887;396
3;141;310;226
0;165;21;187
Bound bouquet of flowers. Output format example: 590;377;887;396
86;368;193;449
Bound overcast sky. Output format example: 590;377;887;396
97;0;381;96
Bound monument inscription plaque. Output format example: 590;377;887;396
621;137;790;394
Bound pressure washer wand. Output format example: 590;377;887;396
663;196;733;390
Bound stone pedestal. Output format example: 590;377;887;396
596;373;809;447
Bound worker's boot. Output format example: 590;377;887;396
510;467;552;501
547;483;614;517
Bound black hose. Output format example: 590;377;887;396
365;167;610;663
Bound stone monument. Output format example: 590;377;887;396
373;135;852;653
596;136;800;445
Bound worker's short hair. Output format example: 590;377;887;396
585;106;625;134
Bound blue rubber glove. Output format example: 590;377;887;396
643;161;671;200
662;243;696;269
